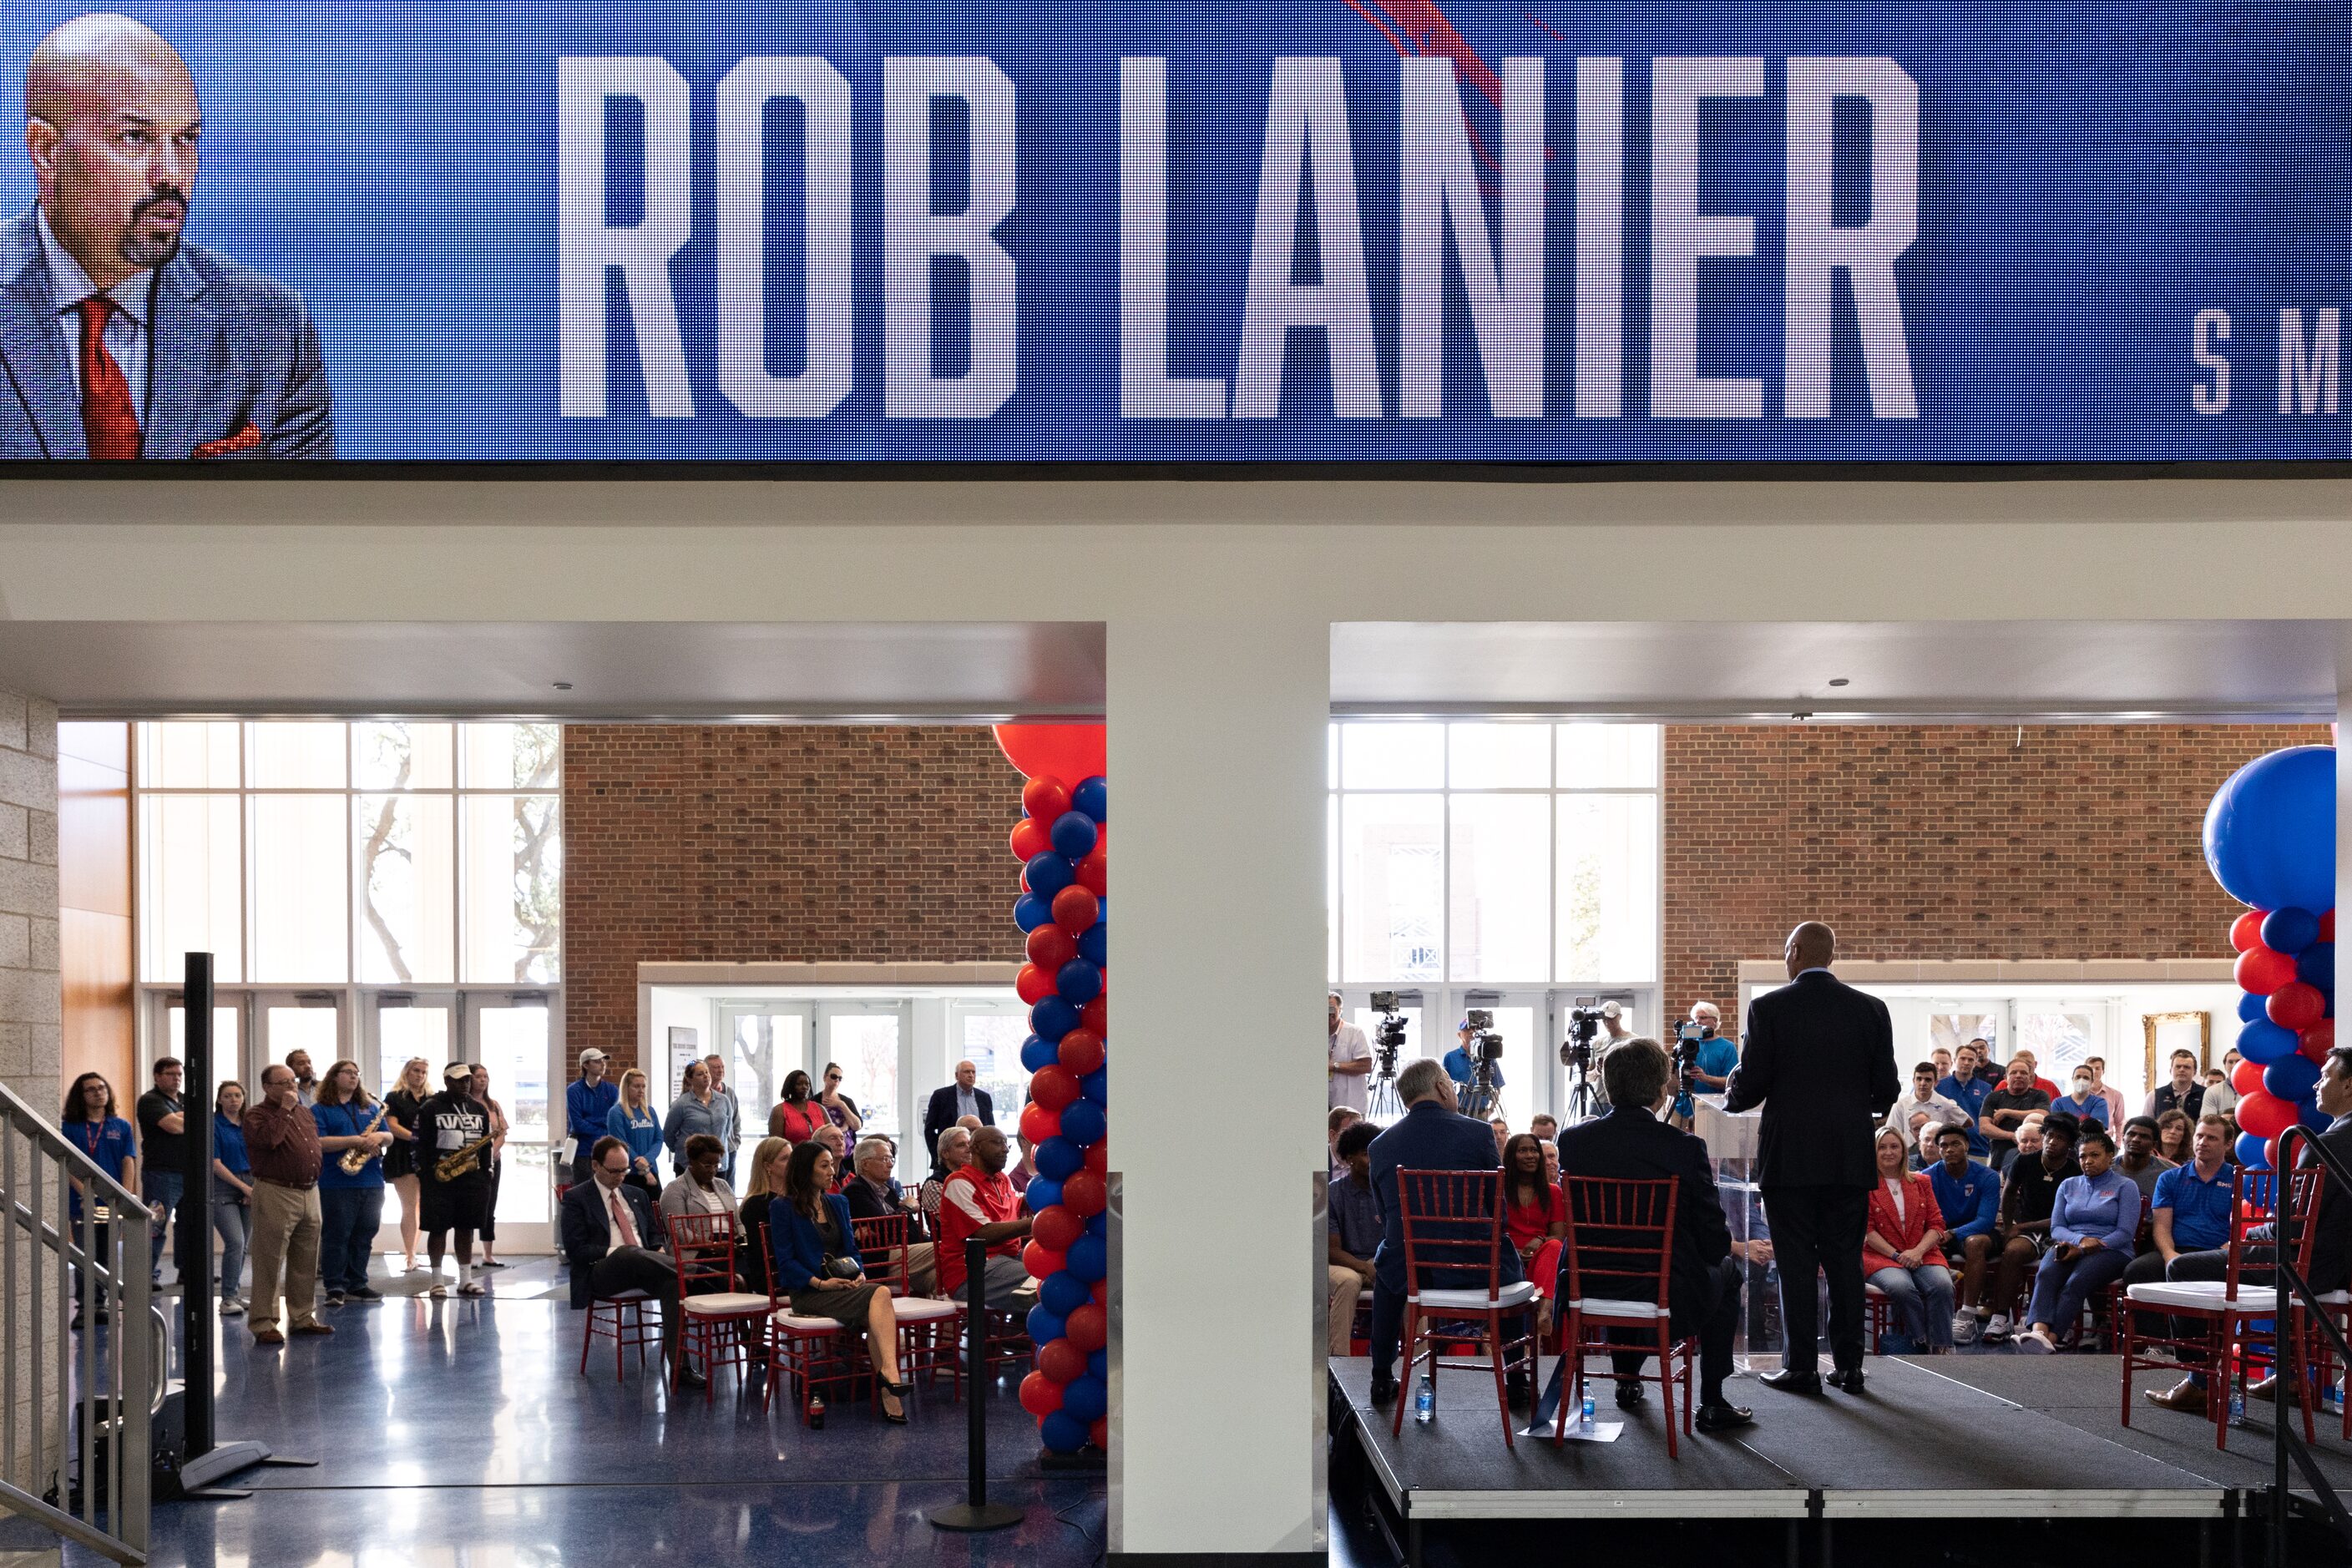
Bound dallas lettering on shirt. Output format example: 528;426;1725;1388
557;51;1918;423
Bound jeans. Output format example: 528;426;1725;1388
319;1185;387;1294
144;1170;184;1282
2027;1244;2132;1333
212;1192;252;1299
1868;1262;1957;1348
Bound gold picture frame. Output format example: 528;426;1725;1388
2143;1010;2215;1087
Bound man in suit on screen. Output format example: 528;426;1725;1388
1723;921;1901;1395
3;13;332;459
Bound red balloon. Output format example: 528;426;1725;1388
1022;1242;1067;1281
1019;1371;1066;1417
1010;817;1055;862
2325;910;2339;943
2237;945;2299;996
1026;923;1078;969
2233;1055;2270;1095
995;725;1107;786
2269;981;2328;1031
1051;885;1099;935
1090;1418;1108;1452
1020;1101;1063;1146
1076;844;1108;897
1031;1065;1080;1113
1032;1203;1085;1252
1021;775;1073;822
1081;995;1108;1038
2267;1134;2284;1171
1037;1336;1088;1383
2303;1019;2337;1063
1062;1169;1107;1216
2231;909;2269;953
1065;1302;1108;1353
1085;1140;1110;1176
2237;1090;2299;1141
1016;964;1057;1005
1057;1029;1105;1076
1092;1279;1108;1307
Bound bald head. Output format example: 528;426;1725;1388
26;13;200;286
1784;922;1837;979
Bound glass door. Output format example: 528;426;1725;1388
947;999;1031;1171
369;992;457;1099
468;993;554;1252
159;989;248;1104
253;990;346;1090
1458;989;1543;1135
817;1000;912;1151
718;1003;813;1146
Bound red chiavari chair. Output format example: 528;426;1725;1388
1390;1168;1539;1449
1556;1175;1694;1458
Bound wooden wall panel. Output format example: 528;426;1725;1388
58;723;131;1097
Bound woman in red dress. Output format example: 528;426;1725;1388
1501;1132;1565;1337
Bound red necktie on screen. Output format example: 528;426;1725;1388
609;1190;640;1249
76;296;140;460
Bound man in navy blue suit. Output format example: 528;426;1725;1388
1365;1057;1521;1408
1538;1037;1753;1434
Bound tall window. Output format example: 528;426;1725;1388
136;721;561;984
1330;721;1659;987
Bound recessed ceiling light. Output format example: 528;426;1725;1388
552;682;574;691
1828;678;1850;687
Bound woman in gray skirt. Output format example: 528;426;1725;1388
770;1141;912;1424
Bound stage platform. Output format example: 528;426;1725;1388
1333;1353;2352;1541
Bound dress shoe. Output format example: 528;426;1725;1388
2246;1376;2277;1404
1758;1368;1823;1395
251;1328;285;1346
291;1322;335;1337
1615;1379;1646;1409
1368;1373;1397;1408
677;1365;708;1390
1507;1373;1533;1409
1826;1367;1866;1395
1696;1402;1755;1434
2145;1378;2208;1415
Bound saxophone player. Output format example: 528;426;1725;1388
311;1060;392;1307
419;1063;494;1299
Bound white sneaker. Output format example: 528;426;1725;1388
1950;1312;1980;1345
1982;1313;2012;1343
2015;1327;2056;1354
220;1297;245;1318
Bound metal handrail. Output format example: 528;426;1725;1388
0;1078;153;1566
2266;1122;2352;1568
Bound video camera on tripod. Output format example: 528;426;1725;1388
1671;1020;1707;1117
1456;1009;1505;1120
1559;997;1610;1124
1365;992;1409;1122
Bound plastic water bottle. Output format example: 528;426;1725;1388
2228;1388;2246;1429
1414;1376;1434;1425
1580;1393;1596;1434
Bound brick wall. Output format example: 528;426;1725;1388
1662;723;2335;1014
563;726;1024;1071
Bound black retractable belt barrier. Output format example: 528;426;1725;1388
927;1236;1024;1532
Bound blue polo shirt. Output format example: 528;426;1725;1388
1937;1075;1994;1156
312;1100;387;1189
1328;1171;1383;1262
2151;1160;2236;1253
213;1118;250;1178
1694;1035;1739;1081
64;1116;134;1217
1928;1157;2002;1242
1442;1047;1505;1090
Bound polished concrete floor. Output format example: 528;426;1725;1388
67;1257;1106;1567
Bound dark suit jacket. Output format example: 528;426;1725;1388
559;1178;667;1310
923;1084;994;1160
1724;969;1901;1189
1365;1100;1519;1292
1555;1106;1732;1318
2301;1118;2352;1294
0;210;334;459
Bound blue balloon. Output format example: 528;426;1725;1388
1035;1136;1084;1181
1060;1100;1106;1146
1014;893;1054;933
1050;811;1099;858
2264;1053;2322;1101
1039;1409;1090;1453
1031;996;1080;1042
1061;1373;1108;1424
2238;1018;2302;1065
2240;989;2272;1024
1085;1211;1106;1238
2237;1130;2274;1171
2205;746;2338;913
2299;943;2336;991
1025;852;1076;898
1020;1033;1061;1073
1027;1304;1066;1346
2304;1099;2334;1131
1067;1233;1107;1282
1094;897;1107;928
1079;923;1108;968
1090;1348;1109;1380
2264;907;2323;956
1081;1067;1108;1105
1057;959;1103;1004
1040;1268;1091;1318
1072;776;1107;824
1025;1176;1064;1214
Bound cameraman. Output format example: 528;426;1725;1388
1444;1019;1505;1101
1327;993;1373;1114
1683;1002;1739;1092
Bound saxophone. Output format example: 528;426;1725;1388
435;1132;495;1181
339;1100;392;1175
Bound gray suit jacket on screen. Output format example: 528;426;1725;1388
0;209;334;460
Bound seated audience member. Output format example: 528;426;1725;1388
737;1136;792;1282
559;1137;700;1388
1864;1127;1956;1353
1884;1062;1969;1164
935;1125;1034;1308
2150;1050;2352;1413
1489;1115;1510;1155
2015;1125;2140;1353
2012;1050;2061;1101
1980;1057;2053;1174
2202;1050;2243;1118
2145;1050;2206;1120
2083;1056;2128;1126
1927;1125;2003;1344
1326;1121;1381;1357
1530;1113;1560;1145
1364;1058;1520;1409
659;1134;742;1289
1328;1106;1363;1176
1500;1132;1565;1335
2051;1066;2111;1128
2122;1113;2232;1298
769;1141;913;1423
1540;1139;1560;1188
1936;1043;1995;1159
844;1137;934;1293
920;1126;973;1238
2113;1115;2174;1207
1981;1117;2080;1343
2154;1108;2193;1166
1538;1038;1751;1434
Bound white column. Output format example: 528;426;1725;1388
1108;611;1327;1557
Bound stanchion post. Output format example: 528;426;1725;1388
927;1237;1024;1532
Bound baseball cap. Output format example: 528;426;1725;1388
1601;1000;1622;1019
579;1048;607;1064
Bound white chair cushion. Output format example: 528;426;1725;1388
891;1297;961;1323
1411;1281;1539;1311
1864;1282;1888;1298
771;1310;847;1333
2127;1282;2279;1312
680;1292;772;1314
1567;1297;1668;1320
2321;1291;2351;1306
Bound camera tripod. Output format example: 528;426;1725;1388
1561;1048;1601;1126
1367;1056;1404;1122
1458;1060;1500;1123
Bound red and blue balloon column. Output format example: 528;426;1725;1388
993;725;1110;1456
2204;744;2337;1171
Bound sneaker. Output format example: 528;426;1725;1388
1981;1314;2012;1343
1950;1313;1982;1346
348;1287;382;1302
326;1291;346;1308
2014;1327;2056;1354
220;1297;245;1318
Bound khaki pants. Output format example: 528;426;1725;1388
248;1180;322;1334
904;1242;939;1297
1328;1265;1366;1356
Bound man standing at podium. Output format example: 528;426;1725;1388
1723;922;1899;1396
